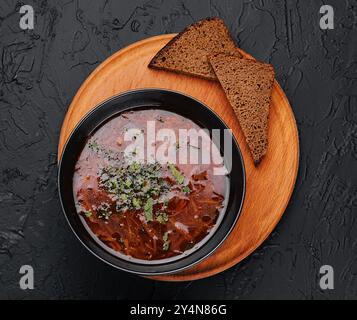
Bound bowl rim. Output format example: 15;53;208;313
58;88;246;276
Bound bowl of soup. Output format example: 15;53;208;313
58;89;245;275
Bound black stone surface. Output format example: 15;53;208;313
0;0;356;300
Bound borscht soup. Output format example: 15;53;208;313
73;109;229;262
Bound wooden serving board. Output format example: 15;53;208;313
58;34;299;281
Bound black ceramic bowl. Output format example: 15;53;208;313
58;89;245;276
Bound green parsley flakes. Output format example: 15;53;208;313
168;163;185;184
162;231;170;251
84;210;92;218
182;186;190;194
144;198;154;222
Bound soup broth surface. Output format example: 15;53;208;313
73;109;228;261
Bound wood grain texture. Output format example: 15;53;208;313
58;34;299;281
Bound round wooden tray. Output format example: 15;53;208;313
58;34;299;281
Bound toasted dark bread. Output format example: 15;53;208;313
149;17;242;80
210;54;275;164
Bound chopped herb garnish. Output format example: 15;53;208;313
144;198;154;222
99;162;170;223
84;210;92;218
182;186;190;194
163;241;170;251
129;162;140;173
125;178;132;188
168;163;185;185
88;139;121;161
98;161;177;223
162;231;170;251
132;198;141;209
88;139;99;151
156;212;169;224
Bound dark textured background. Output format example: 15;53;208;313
0;0;356;300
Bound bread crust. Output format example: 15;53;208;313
209;54;275;165
149;17;241;80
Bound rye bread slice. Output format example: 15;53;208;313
209;54;275;165
149;17;242;81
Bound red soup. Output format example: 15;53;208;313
73;109;229;262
